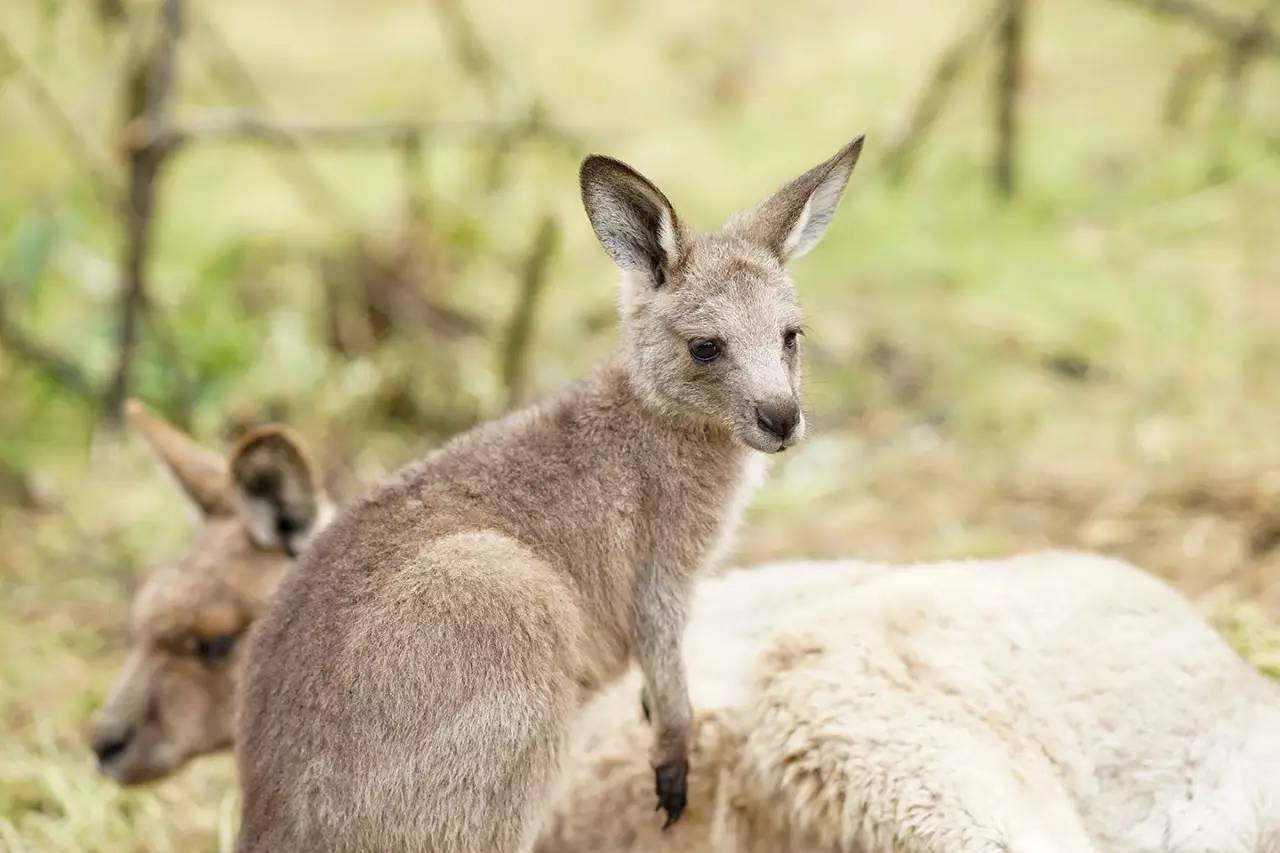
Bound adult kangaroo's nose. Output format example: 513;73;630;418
755;401;799;443
90;722;134;766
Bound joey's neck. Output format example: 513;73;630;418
597;354;758;526
603;353;739;455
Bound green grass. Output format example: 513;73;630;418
2;0;1280;848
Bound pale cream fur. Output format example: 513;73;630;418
537;553;1280;853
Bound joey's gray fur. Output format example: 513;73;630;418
234;136;864;853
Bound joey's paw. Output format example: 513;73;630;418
653;758;688;829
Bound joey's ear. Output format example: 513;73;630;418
580;155;683;286
229;426;324;556
727;135;864;263
125;399;236;517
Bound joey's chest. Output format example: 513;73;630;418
706;452;769;567
647;451;770;569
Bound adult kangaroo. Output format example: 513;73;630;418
235;136;865;852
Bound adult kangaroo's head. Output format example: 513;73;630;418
580;136;864;453
87;401;330;784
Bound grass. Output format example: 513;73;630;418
2;0;1280;848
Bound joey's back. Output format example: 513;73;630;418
237;136;866;853
249;361;749;695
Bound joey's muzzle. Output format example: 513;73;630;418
755;401;800;444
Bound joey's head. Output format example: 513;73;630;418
580;136;864;453
87;401;331;785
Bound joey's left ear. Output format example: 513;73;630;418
728;134;864;263
229;426;326;556
580;155;684;286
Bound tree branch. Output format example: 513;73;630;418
0;285;100;400
103;0;184;425
430;0;503;105
1110;0;1279;59
501;215;558;408
184;7;354;229
994;0;1026;197
0;31;122;210
884;1;1005;182
154;113;584;150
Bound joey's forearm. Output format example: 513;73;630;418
631;576;693;826
631;581;692;747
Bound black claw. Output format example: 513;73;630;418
640;693;651;724
654;758;688;829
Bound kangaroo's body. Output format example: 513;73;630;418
236;138;865;852
540;553;1280;853
88;402;330;785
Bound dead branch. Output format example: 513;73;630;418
184;7;353;229
144;305;197;428
0;285;100;400
994;0;1026;197
0;32;122;210
155;113;583;150
1110;0;1279;60
1164;47;1222;125
399;129;428;227
103;0;183;425
1214;9;1270;126
501;215;559;408
885;1;1005;182
430;0;503;105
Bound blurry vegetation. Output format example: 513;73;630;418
2;0;1280;849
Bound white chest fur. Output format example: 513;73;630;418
707;453;771;570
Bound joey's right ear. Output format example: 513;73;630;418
580;155;684;287
727;135;864;263
125;399;236;517
229;426;325;557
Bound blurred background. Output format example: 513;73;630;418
2;0;1279;848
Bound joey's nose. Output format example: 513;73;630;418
91;723;133;766
755;402;799;443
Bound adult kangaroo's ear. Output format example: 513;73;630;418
125;399;236;517
580;155;683;287
229;426;325;556
728;134;864;263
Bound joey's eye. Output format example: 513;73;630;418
688;338;722;363
194;633;238;664
783;328;802;351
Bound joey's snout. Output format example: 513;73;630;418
755;401;799;444
741;397;804;453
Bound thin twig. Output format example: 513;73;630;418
501;215;559;408
0;285;100;400
144;305;197;428
104;0;184;425
994;0;1026;197
430;0;503;105
399;129;428;227
185;7;354;228
1164;47;1222;126
157;113;583;149
1110;0;1279;60
884;1;1005;182
1215;9;1269;124
0;31;122;210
